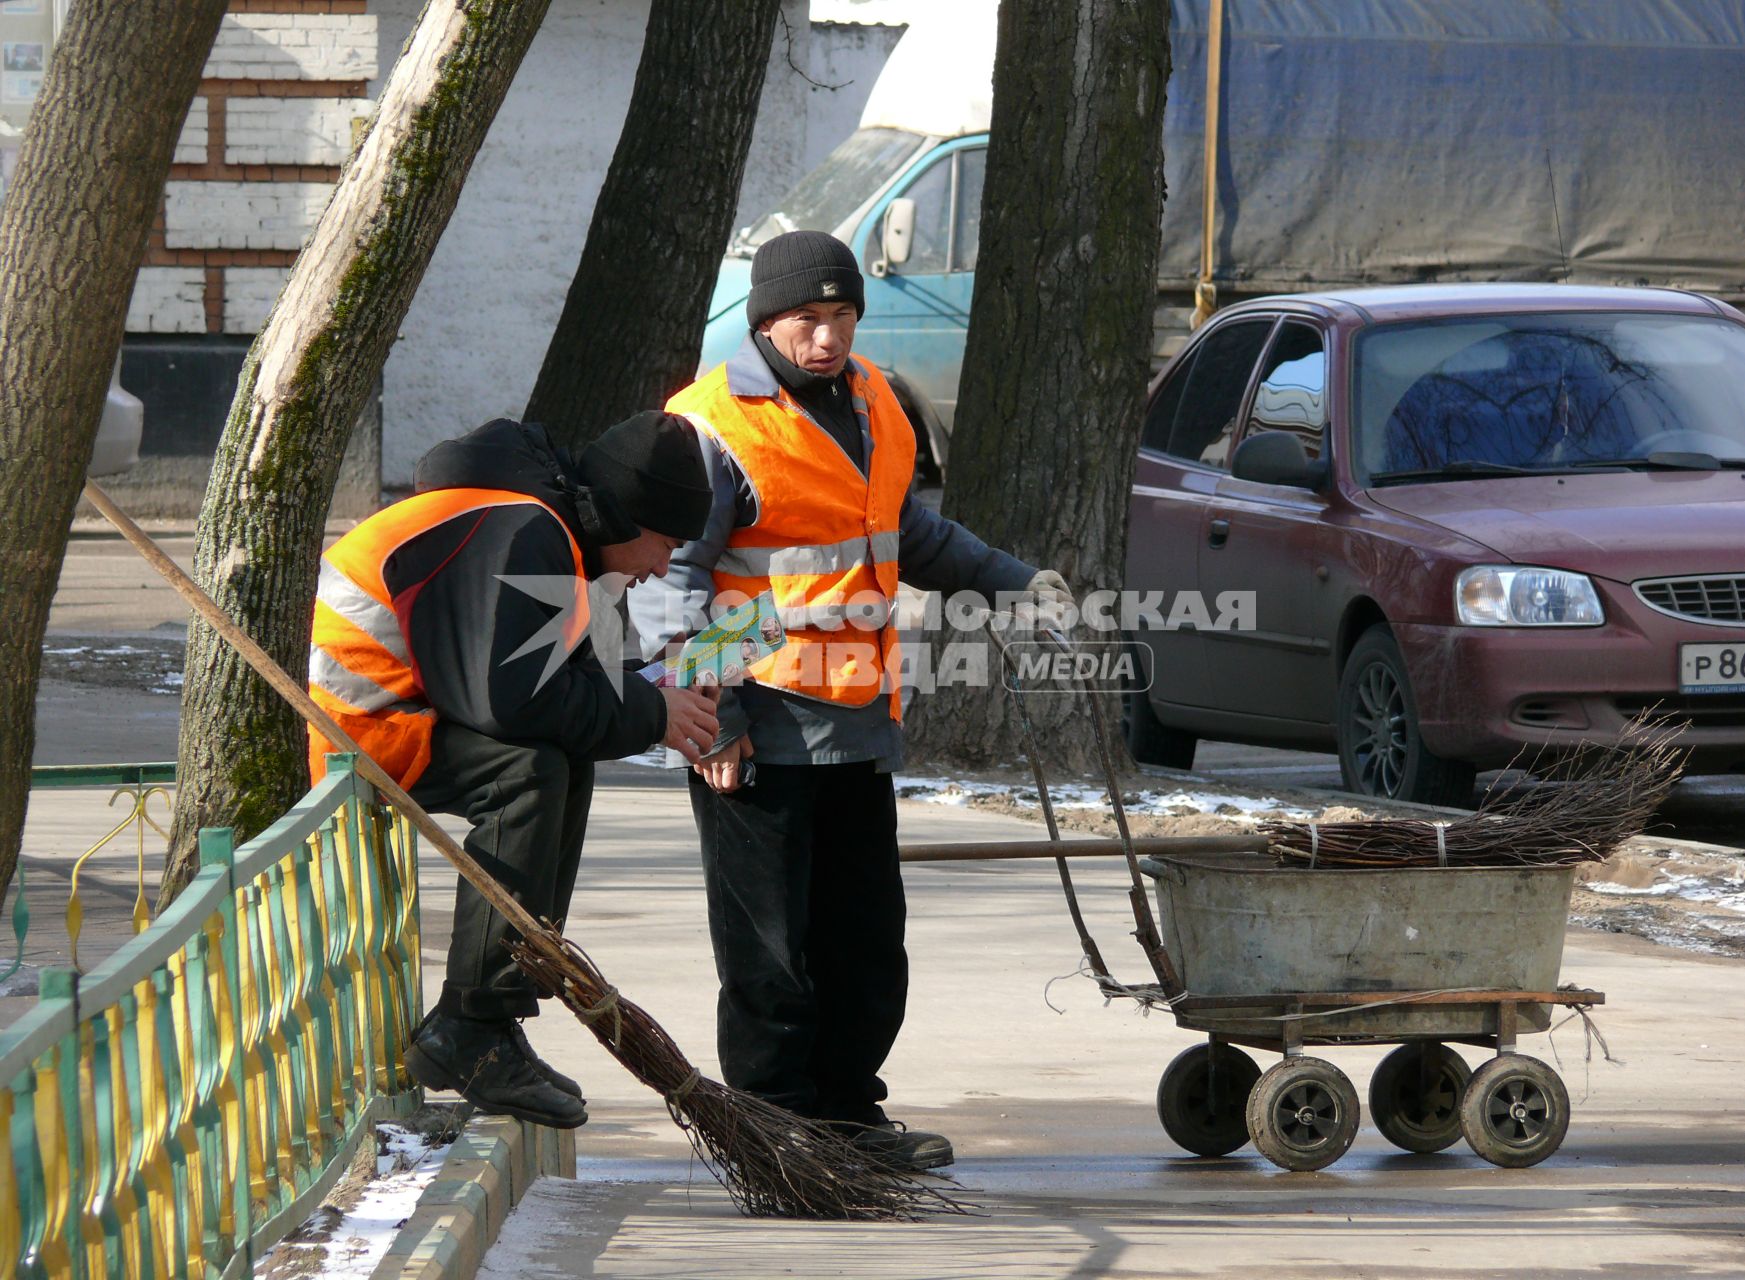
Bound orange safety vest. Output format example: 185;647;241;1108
307;488;588;787
668;355;914;719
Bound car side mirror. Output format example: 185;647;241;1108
869;198;916;278
1231;430;1329;490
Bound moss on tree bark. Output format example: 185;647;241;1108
162;0;556;904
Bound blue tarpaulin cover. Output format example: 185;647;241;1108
1160;0;1745;292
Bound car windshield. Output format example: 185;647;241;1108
732;127;927;254
1354;312;1745;484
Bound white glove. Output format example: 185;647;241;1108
1019;568;1075;631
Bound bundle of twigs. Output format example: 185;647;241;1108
84;480;969;1223
1263;714;1687;869
511;930;970;1220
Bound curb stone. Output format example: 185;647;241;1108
371;1113;576;1280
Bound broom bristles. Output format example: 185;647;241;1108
508;928;973;1220
1263;711;1688;869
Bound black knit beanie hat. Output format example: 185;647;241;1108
579;411;712;542
746;230;865;328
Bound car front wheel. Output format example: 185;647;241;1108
1336;625;1474;806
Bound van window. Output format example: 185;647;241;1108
1165;319;1273;469
954;148;985;270
738;127;927;252
900;157;953;273
864;147;987;276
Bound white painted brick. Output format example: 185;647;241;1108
226;97;365;166
126;268;206;335
224;266;293;335
203;14;378;82
174;98;209;165
164;180;335;251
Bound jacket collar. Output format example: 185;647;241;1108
725;330;779;398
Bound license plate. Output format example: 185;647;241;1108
1680;643;1745;693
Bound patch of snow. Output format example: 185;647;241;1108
255;1123;451;1278
890;774;1314;822
1586;872;1745;914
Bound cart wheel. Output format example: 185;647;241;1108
1245;1057;1360;1172
1459;1054;1569;1168
1368;1043;1471;1154
1157;1043;1262;1157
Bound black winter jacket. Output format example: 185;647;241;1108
384;418;666;760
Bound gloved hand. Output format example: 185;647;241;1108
1020;568;1075;630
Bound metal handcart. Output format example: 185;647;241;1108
907;626;1609;1174
1138;850;1600;1171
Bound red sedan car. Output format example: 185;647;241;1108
1125;284;1745;804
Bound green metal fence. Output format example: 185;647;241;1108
0;753;422;1277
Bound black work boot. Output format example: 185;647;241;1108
836;1120;955;1171
506;1019;585;1100
406;1009;588;1129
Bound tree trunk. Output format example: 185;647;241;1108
162;0;554;905
523;0;782;451
903;0;1170;775
0;0;228;902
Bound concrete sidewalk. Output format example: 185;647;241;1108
13;766;1744;1277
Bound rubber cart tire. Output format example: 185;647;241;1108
1369;1043;1472;1154
1157;1042;1262;1157
1459;1054;1569;1168
1246;1057;1361;1172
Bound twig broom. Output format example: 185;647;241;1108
82;480;968;1221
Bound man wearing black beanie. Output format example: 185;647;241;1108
630;230;1072;1171
308;412;721;1128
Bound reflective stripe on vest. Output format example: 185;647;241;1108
669;356;915;718
307;488;587;787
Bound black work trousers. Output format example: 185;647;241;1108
688;760;906;1123
410;722;595;1020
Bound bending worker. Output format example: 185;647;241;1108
630;230;1071;1171
308;412;720;1129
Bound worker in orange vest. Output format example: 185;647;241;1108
630;231;1072;1171
310;412;720;1128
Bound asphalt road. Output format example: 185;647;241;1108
29;529;1745;848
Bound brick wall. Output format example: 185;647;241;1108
128;0;376;337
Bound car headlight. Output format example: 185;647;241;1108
1455;566;1605;627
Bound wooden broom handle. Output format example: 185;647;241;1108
82;480;547;938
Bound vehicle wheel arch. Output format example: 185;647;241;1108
1335;597;1390;678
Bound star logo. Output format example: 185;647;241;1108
495;574;633;699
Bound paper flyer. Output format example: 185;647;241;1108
639;591;785;688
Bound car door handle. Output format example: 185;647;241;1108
1207;517;1231;549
